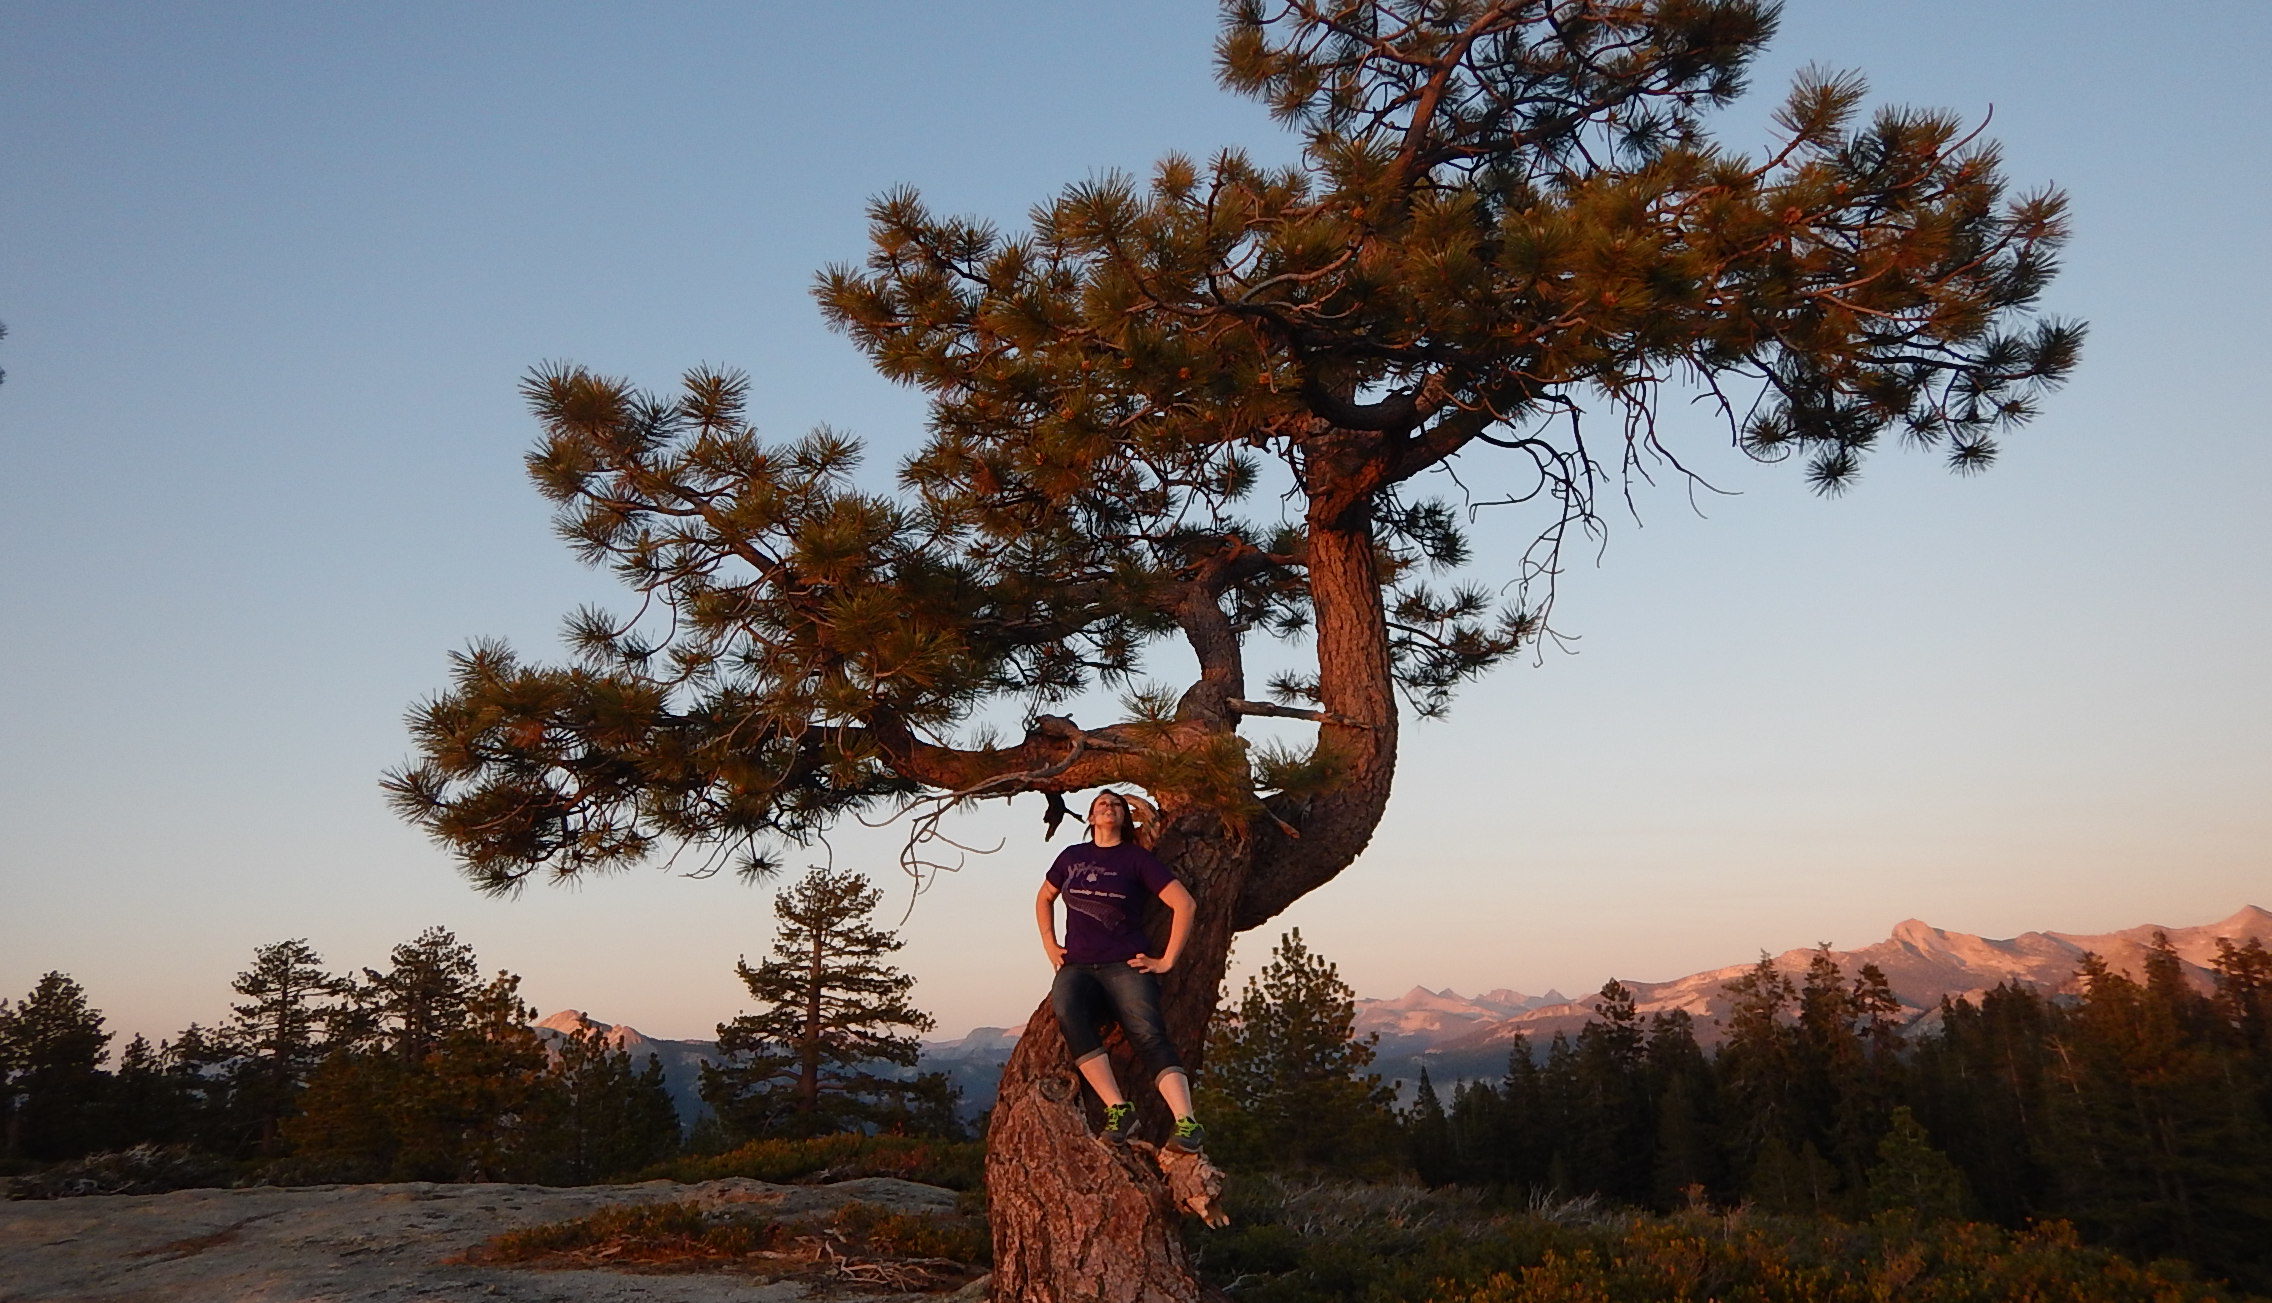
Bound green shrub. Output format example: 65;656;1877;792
1189;1175;2244;1303
829;1199;990;1265
641;1132;983;1190
476;1200;788;1264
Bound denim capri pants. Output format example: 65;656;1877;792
1050;962;1185;1080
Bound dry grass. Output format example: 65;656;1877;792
461;1197;988;1291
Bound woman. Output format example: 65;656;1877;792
1035;789;1206;1151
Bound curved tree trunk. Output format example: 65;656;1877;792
985;466;1403;1302
984;815;1249;1302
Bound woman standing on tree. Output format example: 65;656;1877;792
1035;790;1207;1151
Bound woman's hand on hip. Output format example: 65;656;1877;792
1044;941;1066;969
1127;953;1172;974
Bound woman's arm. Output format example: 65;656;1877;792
1035;881;1066;968
1129;880;1195;974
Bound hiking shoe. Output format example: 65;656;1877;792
1168;1116;1206;1153
1101;1102;1137;1142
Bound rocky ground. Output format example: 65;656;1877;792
0;1176;979;1303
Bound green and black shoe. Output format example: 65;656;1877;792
1168;1115;1206;1153
1101;1102;1137;1142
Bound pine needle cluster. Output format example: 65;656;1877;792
388;0;2080;891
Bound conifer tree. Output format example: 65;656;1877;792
1864;1104;1971;1222
1566;979;1651;1199
1199;929;1398;1171
0;972;111;1161
1907;981;2054;1222
1405;1065;1455;1185
701;867;941;1138
284;1051;404;1180
160;1022;237;1153
1493;1032;1550;1188
286;930;554;1181
2213;938;2272;1046
387;3;2080;1291
223;939;350;1155
1642;1010;1718;1206
99;1034;200;1151
396;970;557;1181
358;927;481;1061
1718;954;1800;1169
550;1028;682;1182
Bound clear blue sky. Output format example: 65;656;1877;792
4;1;2266;1046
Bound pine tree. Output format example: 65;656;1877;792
100;1034;199;1151
284;928;482;1179
1198;929;1398;1172
222;939;350;1155
161;1023;238;1154
285;930;546;1181
1718;953;1801;1183
358;927;480;1061
1643;1011;1719;1207
396;970;557;1181
1865;1105;1971;1222
283;1051;403;1181
385;4;2081;1292
2036;948;2272;1278
1563;980;1651;1200
1494;1034;1551;1190
1907;982;2055;1223
1405;1066;1455;1185
701;867;938;1138
0;972;112;1161
550;1028;682;1182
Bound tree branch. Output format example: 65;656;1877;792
1225;698;1371;729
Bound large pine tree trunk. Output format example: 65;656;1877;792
984;478;1401;1302
984;820;1246;1303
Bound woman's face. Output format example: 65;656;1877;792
1089;793;1128;836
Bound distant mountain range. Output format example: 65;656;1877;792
532;904;2272;1125
1350;904;2272;1088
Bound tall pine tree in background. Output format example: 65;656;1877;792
357;927;481;1062
286;928;527;1181
701;867;944;1138
1564;980;1651;1201
1200;929;1399;1173
385;1;2081;1290
391;970;557;1181
549;1027;682;1182
0;973;111;1161
222;939;350;1155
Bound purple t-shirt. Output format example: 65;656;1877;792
1046;840;1179;964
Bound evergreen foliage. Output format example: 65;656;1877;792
1398;935;2272;1292
0;973;111;1161
1197;1174;2240;1303
550;1027;682;1183
373;9;2084;1285
352;926;482;1061
701;867;953;1138
382;0;2080;897
1199;929;1400;1172
1865;1105;1971;1222
219;939;350;1155
0;932;781;1190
